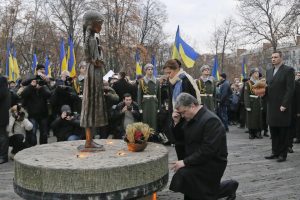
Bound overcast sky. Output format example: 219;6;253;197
162;0;239;54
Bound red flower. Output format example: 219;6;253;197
134;131;143;141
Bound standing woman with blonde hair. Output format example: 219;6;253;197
80;10;108;149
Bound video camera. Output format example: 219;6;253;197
65;76;73;86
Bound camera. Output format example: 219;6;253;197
36;75;46;86
65;76;73;86
127;105;133;111
66;111;74;117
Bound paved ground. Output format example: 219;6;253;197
1;125;300;200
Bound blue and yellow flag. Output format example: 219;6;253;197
60;38;68;73
12;48;20;81
212;55;220;80
172;26;200;68
45;55;51;77
241;56;247;80
67;37;76;77
32;53;37;74
5;43;11;80
151;55;158;77
135;50;142;77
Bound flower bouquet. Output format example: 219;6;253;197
252;79;267;97
124;122;153;152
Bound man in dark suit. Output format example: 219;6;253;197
265;51;295;162
170;93;238;200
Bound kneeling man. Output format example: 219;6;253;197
170;93;237;200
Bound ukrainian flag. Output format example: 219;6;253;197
151;54;158;77
60;38;67;73
67;36;76;77
5;43;13;80
12;48;20;81
172;26;200;68
135;50;142;77
241;56;247;80
8;50;14;81
212;55;220;80
32;53;37;74
45;55;51;77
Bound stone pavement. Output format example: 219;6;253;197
1;125;300;200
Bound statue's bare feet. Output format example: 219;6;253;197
85;140;104;149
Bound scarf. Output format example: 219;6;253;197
169;69;201;108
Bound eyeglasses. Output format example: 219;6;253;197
147;68;153;71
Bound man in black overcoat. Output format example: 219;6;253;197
0;75;10;164
265;51;295;162
169;93;238;200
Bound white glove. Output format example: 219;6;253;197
246;108;251;112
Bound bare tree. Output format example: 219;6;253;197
139;0;167;45
45;0;87;39
238;0;300;51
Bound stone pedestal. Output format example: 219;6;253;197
14;140;168;200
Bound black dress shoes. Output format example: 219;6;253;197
265;154;278;159
0;158;8;164
277;156;286;162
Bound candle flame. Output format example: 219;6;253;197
117;151;126;156
106;140;114;145
76;152;90;158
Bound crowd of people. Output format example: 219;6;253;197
0;50;299;199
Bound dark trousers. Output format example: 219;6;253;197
184;179;239;200
9;134;26;154
270;126;289;158
29;117;49;146
0;126;9;160
262;110;268;132
218;105;228;130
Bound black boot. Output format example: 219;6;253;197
256;131;263;139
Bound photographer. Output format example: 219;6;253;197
51;105;84;142
6;105;33;159
51;70;81;116
113;93;141;139
21;65;51;146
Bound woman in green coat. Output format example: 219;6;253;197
244;68;263;139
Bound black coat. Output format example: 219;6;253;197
0;76;10;127
112;78;135;102
295;79;300;116
170;107;228;199
21;85;51;119
51;114;84;141
266;64;295;127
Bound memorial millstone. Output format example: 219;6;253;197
13;139;169;200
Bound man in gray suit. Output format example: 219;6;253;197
265;51;295;162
